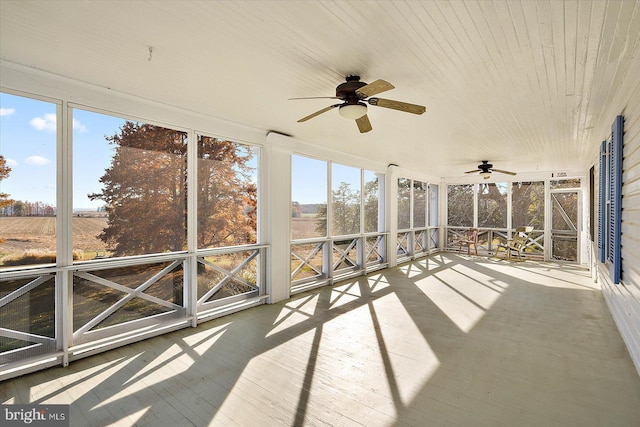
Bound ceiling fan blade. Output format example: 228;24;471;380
492;169;517;175
297;104;341;122
368;98;426;115
464;169;481;174
356;114;372;133
356;79;395;98
289;96;341;100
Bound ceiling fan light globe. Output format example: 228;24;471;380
480;171;491;179
339;103;367;120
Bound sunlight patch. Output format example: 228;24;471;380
19;356;126;402
401;263;424;278
371;294;440;406
448;264;507;297
182;324;229;356
424;255;450;269
84;353;152;409
118;343;192;392
104;407;150;426
331;282;361;307
415;272;488;333
367;274;390;292
267;294;319;337
485;261;595;290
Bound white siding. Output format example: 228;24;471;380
598;68;640;375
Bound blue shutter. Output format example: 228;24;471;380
598;140;607;263
608;115;623;284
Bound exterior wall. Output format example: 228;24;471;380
595;65;640;376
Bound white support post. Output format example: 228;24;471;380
376;173;386;260
326;162;333;281
506;182;513;232
386;165;398;267
473;183;479;229
544;179;552;261
186;130;198;327
357;169;365;270
58;101;72;365
264;133;293;303
439;180;446;250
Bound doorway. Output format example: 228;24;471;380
550;190;580;262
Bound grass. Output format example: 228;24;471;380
1;249;84;266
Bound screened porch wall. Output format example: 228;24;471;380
0;81;270;379
286;145;441;294
289;153;390;293
442;177;586;262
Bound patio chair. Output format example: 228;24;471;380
497;226;533;261
458;228;479;256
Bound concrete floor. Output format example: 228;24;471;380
2;254;640;426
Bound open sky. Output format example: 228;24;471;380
0;92;122;210
1;92;60;207
292;154;383;205
0;92;263;211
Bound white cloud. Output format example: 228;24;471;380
27;113;87;132
73;118;87;132
5;158;18;167
0;108;16;117
30;113;57;132
26;155;51;166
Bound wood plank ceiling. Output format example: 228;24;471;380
1;0;639;177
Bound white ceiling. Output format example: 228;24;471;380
1;0;639;178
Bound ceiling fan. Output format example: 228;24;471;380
465;161;516;179
290;75;426;133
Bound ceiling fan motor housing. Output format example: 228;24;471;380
336;75;368;102
479;161;493;171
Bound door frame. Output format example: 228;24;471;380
547;188;581;263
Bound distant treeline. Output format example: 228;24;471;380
0;200;56;217
291;203;323;217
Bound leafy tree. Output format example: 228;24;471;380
363;179;380;232
512;181;544;229
89;122;188;255
314;204;328;236
447;184;474;226
478;183;507;228
314;179;380;236
12;201;24;216
0;155;11;243
0;155;12;212
197;136;257;248
291;201;300;218
89;123;257;256
397;178;411;229
413;181;427;228
332;181;360;236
